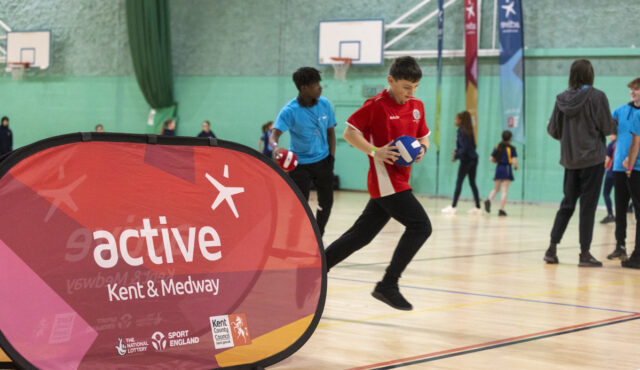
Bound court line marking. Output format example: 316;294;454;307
327;266;541;294
335;243;614;269
328;276;640;314
349;313;640;369
319;277;640;331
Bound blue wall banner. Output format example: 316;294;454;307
498;0;525;143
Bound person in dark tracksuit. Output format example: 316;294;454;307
441;111;481;215
0;116;12;155
544;59;617;267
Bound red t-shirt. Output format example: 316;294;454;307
347;90;430;199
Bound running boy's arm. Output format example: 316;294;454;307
414;136;429;163
343;125;399;165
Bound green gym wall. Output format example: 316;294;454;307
1;0;638;203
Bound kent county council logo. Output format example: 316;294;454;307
210;314;252;350
413;109;421;120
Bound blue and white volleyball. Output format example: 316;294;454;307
392;135;421;167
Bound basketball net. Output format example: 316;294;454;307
330;57;352;81
8;62;30;81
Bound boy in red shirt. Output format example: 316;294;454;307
324;56;431;310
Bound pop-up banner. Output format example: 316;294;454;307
0;133;326;369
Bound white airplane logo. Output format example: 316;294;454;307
38;166;87;222
466;4;475;19
205;166;244;218
502;1;516;18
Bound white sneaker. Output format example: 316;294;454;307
441;206;457;214
467;207;483;215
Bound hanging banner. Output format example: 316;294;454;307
0;133;325;369
498;0;525;143
464;0;479;141
434;0;444;151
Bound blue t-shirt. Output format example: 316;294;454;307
274;96;337;164
612;104;640;171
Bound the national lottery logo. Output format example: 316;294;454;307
151;331;167;351
413;109;421;120
210;313;251;349
115;338;126;356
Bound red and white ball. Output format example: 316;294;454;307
276;149;298;172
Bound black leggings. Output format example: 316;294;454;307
602;176;614;216
325;190;432;282
452;158;480;208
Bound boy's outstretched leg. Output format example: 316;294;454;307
371;191;432;310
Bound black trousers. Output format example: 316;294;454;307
452;158;480;208
290;155;334;236
325;190;432;282
550;163;604;252
603;176;614;216
614;171;640;257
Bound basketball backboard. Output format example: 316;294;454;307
318;19;384;65
6;31;51;69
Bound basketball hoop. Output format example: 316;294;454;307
7;62;30;81
330;57;352;81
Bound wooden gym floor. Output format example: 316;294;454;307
274;190;640;369
1;191;638;369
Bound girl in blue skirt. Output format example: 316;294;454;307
485;130;518;216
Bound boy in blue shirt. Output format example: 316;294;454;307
620;109;640;269
270;67;337;235
606;78;640;261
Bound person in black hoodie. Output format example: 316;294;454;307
442;110;481;214
0;116;12;155
544;59;617;267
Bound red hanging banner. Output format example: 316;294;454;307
464;0;479;140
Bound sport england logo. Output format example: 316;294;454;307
151;331;167;351
413;109;421;120
210;313;251;349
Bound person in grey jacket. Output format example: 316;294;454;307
544;59;617;267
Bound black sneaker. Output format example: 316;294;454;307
543;249;559;264
606;247;628;261
578;252;603;267
484;199;491;213
600;214;615;224
498;210;507;217
371;282;413;311
621;259;640;269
